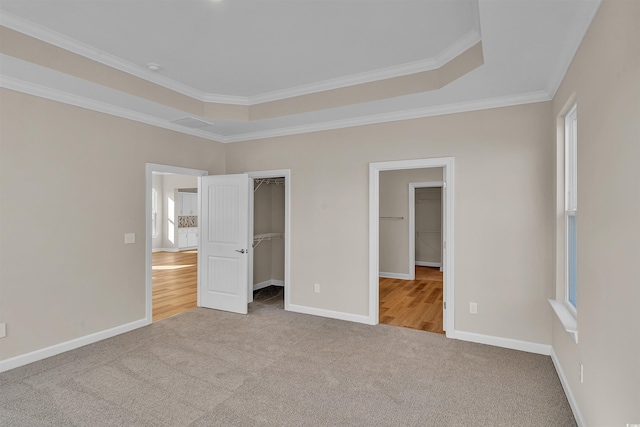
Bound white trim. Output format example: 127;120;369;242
223;91;551;143
550;347;586;427
0;76;226;142
246;169;292;311
253;279;284;291
548;299;578;343
415;261;442;268
146;164;208;324
409;181;444;281
370;157;455;335
288;304;374;325
0;319;147;373
379;272;412;280
152;248;180;253
450;330;552;356
249;32;481;104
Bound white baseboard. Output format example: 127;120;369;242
0;318;148;373
288;303;374;325
550;347;585;427
253;279;284;291
415;261;442;268
450;330;551;356
379;272;412;280
152;248;179;253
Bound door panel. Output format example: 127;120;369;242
199;174;250;314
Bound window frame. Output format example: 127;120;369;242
564;104;578;313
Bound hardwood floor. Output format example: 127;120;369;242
379;266;444;334
152;250;198;322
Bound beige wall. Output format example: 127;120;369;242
270;183;285;282
415;187;442;265
225;101;554;344
551;0;640;424
379;168;442;275
0;88;225;360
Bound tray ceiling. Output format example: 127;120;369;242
0;0;601;142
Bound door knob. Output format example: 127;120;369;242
235;249;246;254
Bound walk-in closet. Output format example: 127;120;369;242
251;177;285;304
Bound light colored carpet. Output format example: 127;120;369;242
0;288;575;426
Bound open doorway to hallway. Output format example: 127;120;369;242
372;160;452;335
379;183;445;333
151;172;200;321
146;164;208;324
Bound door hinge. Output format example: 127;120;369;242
443;301;447;310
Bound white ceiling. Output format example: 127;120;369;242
0;0;601;142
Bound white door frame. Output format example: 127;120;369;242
409;181;444;278
145;163;208;324
246;169;292;311
369;157;455;337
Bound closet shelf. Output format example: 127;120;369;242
252;232;284;248
254;178;285;192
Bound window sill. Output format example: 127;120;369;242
548;299;578;343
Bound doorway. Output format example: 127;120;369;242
248;170;291;311
197;170;291;315
369;157;455;337
379;180;444;333
145;163;208;324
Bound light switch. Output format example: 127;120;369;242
0;323;6;338
124;233;136;244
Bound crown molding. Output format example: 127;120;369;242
223;90;551;143
202;93;250;105
0;75;550;145
247;31;482;105
0;75;225;143
1;11;480;107
0;12;211;102
545;0;602;98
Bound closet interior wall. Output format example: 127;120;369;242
253;179;285;289
415;187;442;267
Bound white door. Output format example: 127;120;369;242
198;174;250;314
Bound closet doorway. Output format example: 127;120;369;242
248;170;291;310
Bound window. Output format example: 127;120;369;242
565;104;577;311
151;188;159;238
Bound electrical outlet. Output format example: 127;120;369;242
0;323;6;338
124;233;136;244
580;363;584;383
469;302;477;314
314;283;320;293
